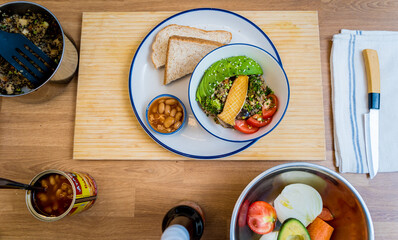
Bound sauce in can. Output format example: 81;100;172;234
25;170;97;221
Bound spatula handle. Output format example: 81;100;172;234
363;49;380;109
0;178;44;191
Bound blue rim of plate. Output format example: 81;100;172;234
128;8;282;159
188;43;290;143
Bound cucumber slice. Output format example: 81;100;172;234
277;218;311;240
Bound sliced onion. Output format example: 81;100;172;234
259;231;278;240
274;183;322;227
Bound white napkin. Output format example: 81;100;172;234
331;29;398;173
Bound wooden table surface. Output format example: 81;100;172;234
0;0;397;239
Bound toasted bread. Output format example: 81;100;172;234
151;24;232;68
164;36;223;85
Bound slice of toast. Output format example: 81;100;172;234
164;36;223;85
152;24;232;68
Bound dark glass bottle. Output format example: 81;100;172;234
161;201;205;240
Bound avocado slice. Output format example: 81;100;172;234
196;56;263;105
277;218;311;240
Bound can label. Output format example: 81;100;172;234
66;172;97;216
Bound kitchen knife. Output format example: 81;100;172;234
363;49;380;179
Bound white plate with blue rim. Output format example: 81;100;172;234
129;8;282;159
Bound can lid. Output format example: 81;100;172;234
161;224;189;240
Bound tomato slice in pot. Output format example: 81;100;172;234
238;200;250;227
247;114;271;128
234;120;259;134
247;201;277;235
262;94;278;119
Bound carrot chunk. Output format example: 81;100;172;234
307;217;334;240
318;207;334;221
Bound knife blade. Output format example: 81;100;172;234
363;49;380;179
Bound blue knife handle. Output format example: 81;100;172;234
368;93;380;110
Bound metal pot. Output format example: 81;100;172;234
230;163;374;239
0;1;78;103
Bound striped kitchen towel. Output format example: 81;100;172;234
331;29;398;173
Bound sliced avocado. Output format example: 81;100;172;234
196;56;263;105
277;218;311;240
196;60;222;102
204;60;223;96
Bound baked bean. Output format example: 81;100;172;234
170;109;176;117
56;189;62;199
61;182;68;191
157;114;166;123
164;117;175;128
165;98;177;105
67;189;72;194
177;106;182;112
49;175;55;185
159;99;165;103
37;193;48;203
59;191;66;199
174;121;182;129
41;179;49;189
52;202;59;211
175;112;182;122
152;106;157;113
149;114;155;122
165;104;171;115
44;206;52;214
158;102;165;114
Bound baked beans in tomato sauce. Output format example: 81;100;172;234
148;97;184;133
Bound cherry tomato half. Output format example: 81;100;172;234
234;120;259;134
247;201;277;235
262;94;278;119
247;114;271;128
238;200;250;227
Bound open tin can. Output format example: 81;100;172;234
0;1;78;102
25;170;97;222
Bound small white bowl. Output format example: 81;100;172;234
188;43;290;142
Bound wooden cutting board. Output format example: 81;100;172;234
74;11;325;160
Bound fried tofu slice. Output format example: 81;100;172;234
218;75;249;126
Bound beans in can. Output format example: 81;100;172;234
25;169;97;221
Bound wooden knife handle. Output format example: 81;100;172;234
363;49;380;94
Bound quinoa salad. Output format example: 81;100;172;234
0;9;62;95
196;56;278;134
202;75;273;123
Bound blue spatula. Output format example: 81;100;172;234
0;30;57;87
